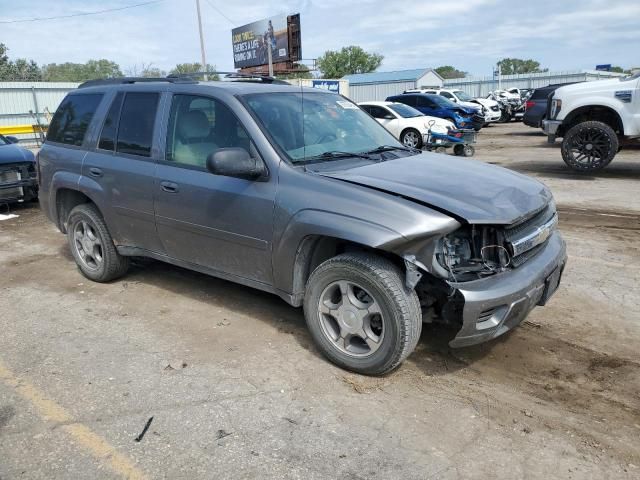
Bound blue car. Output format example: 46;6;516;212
0;134;38;204
386;93;485;131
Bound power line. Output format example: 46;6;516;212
0;0;165;24
204;0;235;25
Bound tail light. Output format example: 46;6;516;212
525;100;535;111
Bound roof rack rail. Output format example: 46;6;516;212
167;71;290;85
78;77;196;89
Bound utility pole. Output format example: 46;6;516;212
267;45;274;77
195;0;208;81
497;61;502;90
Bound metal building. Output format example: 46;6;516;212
342;68;444;102
0;82;79;128
443;70;626;97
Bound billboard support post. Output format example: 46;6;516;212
195;0;208;81
267;45;273;76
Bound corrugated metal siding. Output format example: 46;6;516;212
0;82;79;128
443;70;625;97
348;81;417;102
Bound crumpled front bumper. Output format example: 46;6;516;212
448;231;567;348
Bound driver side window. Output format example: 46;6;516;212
166;94;251;168
370;106;392;119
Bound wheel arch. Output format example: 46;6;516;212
273;210;409;306
562;105;624;136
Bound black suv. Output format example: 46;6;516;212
38;76;566;375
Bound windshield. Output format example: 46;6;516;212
622;71;640;81
244;92;402;163
429;95;458;108
453;90;474;102
388;103;423;118
0;135;8;146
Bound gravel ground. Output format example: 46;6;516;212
1;122;639;479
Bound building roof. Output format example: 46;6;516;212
342;68;441;84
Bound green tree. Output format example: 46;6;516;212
0;43;42;81
41;60;122;82
434;65;467;79
497;58;548;75
610;66;631;74
316;46;383;78
169;62;219;80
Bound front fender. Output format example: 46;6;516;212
272;208;406;295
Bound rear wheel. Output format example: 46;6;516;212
561;121;618;172
454;144;475;157
400;128;423;149
304;253;421;376
67;203;129;282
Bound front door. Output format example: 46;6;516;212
154;94;277;285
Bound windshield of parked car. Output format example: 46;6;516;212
387;103;423;118
622;71;640;81
427;94;458;108
243;92;403;163
453;90;474;102
0;135;8;146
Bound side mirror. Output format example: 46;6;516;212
383;114;395;120
206;148;266;180
6;136;19;144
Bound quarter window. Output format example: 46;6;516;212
166;94;251;168
47;94;103;146
98;92;124;151
116;92;159;157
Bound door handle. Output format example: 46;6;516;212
88;167;103;178
160;181;179;193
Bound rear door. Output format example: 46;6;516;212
82;90;164;253
153;93;277;284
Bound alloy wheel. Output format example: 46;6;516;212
73;220;104;271
317;280;384;357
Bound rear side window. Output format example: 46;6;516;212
98;92;124;151
416;96;433;108
396;96;416;107
116;92;159;157
47;94;103;146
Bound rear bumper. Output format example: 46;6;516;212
449;231;567;348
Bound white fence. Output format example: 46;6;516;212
443;70;625;97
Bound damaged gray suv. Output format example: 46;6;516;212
38;76;566;375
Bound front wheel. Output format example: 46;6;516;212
304;253;421;376
561;121;618;172
400;128;423;149
454;144;475;157
67;203;129;282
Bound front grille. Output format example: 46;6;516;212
478;308;496;323
0;169;23;200
504;203;557;267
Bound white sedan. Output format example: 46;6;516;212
358;101;455;149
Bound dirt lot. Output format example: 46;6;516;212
1;122;639;479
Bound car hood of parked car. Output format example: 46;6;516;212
315;153;551;225
0;144;35;165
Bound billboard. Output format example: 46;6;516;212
232;15;293;69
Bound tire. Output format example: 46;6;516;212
67;203;129;282
400;128;423;149
453;144;465;156
463;145;475;157
561;121;618;172
303;252;421;376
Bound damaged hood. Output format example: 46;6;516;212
0;144;35;165
316;153;552;224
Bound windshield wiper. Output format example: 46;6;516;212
364;145;420;154
299;150;372;164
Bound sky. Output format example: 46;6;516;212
1;0;639;77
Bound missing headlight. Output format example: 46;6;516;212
435;225;510;281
